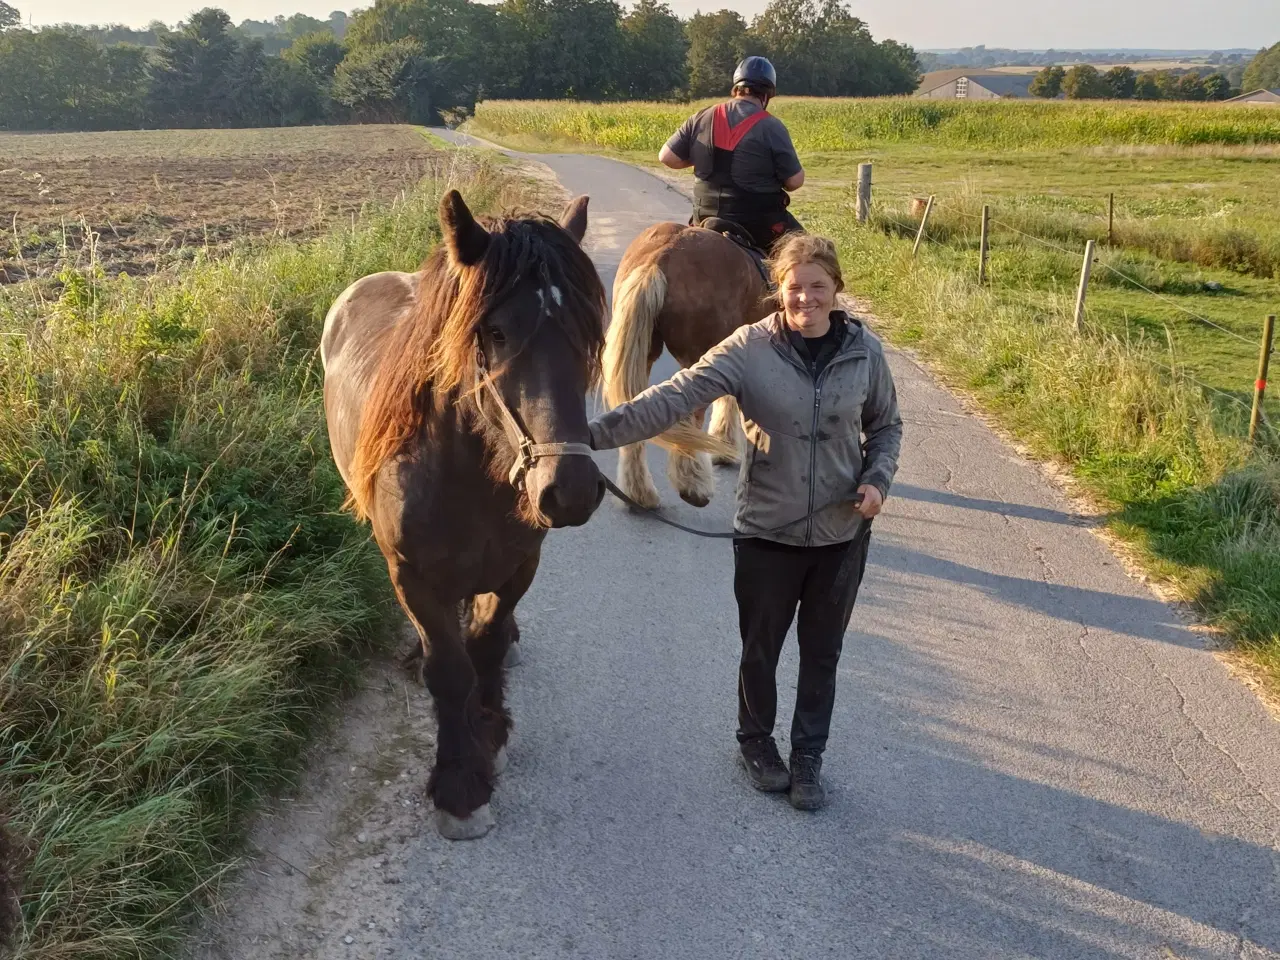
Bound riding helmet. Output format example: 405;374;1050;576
733;56;777;93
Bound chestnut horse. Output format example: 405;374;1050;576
602;223;774;509
322;191;609;839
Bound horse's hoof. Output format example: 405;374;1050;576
503;642;523;668
435;804;494;840
679;490;712;508
493;746;508;776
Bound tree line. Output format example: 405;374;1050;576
1026;48;1280;102
0;0;920;132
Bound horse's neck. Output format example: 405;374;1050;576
424;392;517;499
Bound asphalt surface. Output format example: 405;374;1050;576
380;130;1280;958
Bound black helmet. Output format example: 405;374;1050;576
733;56;776;93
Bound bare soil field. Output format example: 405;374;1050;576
0;125;448;284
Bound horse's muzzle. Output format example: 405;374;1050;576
531;455;605;528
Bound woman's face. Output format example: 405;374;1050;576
781;261;837;336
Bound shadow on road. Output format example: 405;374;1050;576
891;482;1089;528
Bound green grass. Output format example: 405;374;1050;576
472;97;1280;153
0;156;515;959
470;98;1280;692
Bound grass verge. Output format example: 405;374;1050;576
0;154;517;959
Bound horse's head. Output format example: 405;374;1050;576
441;190;606;528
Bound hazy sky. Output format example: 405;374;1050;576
25;0;1280;51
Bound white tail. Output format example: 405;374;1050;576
603;261;733;459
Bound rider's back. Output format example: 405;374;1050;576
666;99;800;195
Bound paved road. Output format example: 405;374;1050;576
394;131;1280;958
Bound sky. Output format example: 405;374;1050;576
24;0;1280;51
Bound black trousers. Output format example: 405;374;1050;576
733;525;871;754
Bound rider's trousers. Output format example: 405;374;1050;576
732;523;872;754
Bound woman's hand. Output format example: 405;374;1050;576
855;484;883;519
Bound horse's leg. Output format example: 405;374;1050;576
464;549;539;777
667;407;714;508
391;566;495;840
618;441;661;510
708;395;744;467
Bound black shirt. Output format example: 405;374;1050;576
788;314;845;381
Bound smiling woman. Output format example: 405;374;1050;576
588;230;903;811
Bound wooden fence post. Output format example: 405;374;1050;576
856;163;872;223
978;204;991;285
1108;193;1115;246
912;195;935;258
1074;240;1096;333
1250;314;1276;444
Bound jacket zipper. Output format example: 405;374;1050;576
769;324;865;546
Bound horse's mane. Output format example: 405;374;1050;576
348;211;606;520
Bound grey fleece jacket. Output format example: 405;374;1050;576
589;310;903;547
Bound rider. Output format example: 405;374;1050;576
659;56;805;252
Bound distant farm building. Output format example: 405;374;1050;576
1225;88;1280;105
916;70;1038;100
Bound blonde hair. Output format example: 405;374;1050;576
767;233;845;293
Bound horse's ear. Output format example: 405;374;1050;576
559;195;589;244
440;189;489;267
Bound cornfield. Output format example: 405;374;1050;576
472;97;1280;152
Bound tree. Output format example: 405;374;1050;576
1062;64;1109;99
285;31;345;86
1177;71;1206;101
748;0;916;97
685;9;747;97
1104;65;1136;99
0;28;147;129
500;0;623;100
149;8;299;127
1203;72;1232;100
278;13;329;40
332;38;434;122
1242;41;1280;91
619;0;687;98
1028;65;1064;98
0;2;19;29
1153;70;1180;100
1133;72;1162;100
345;0;499;109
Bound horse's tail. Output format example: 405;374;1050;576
603;260;734;459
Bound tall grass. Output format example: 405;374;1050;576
811;206;1280;684
0;156;515;959
471;97;1280;153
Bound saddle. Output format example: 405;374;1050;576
697;217;773;292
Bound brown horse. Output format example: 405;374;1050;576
602;223;774;509
321;190;609;839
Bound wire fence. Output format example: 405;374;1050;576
861;189;1278;445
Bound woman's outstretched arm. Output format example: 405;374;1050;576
589;326;750;451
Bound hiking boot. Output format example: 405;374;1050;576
739;737;791;792
789;750;826;811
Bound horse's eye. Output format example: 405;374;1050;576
486;326;507;345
